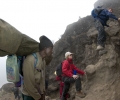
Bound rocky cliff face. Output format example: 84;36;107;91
46;0;120;100
1;0;120;100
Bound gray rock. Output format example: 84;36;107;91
99;50;107;56
46;1;120;100
87;27;98;38
48;84;58;91
85;65;96;74
105;25;120;36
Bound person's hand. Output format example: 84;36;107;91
118;18;120;21
72;75;79;79
84;71;86;75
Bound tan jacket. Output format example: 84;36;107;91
22;52;46;100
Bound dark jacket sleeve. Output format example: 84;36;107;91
91;9;97;18
106;10;118;20
72;64;85;75
62;61;73;77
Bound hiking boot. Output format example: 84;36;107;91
96;45;104;50
76;91;86;98
61;97;67;100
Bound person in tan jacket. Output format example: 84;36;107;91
22;35;53;100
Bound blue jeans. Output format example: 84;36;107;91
95;19;106;47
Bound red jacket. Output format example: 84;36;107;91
62;59;85;77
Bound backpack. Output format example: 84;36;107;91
56;63;62;77
18;53;38;76
56;62;77;77
91;8;104;18
6;53;38;87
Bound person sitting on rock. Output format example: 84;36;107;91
61;52;86;100
91;6;120;50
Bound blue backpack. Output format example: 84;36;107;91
91;8;104;18
15;53;38;87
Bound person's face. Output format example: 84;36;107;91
44;47;53;57
68;54;73;59
45;55;52;65
108;9;113;13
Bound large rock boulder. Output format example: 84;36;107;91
85;65;96;75
1;83;14;93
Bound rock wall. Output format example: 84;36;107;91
46;0;120;100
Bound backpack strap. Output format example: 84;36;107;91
32;53;38;68
32;53;42;95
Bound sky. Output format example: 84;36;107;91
0;0;97;87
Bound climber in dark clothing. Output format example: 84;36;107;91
91;6;120;50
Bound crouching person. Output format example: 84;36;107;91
22;35;53;100
61;52;86;100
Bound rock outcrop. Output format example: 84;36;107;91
1;0;120;100
1;83;14;93
46;0;120;100
0;83;15;100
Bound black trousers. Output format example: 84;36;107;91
95;19;106;47
14;94;20;100
61;76;82;99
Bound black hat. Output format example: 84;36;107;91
39;35;53;51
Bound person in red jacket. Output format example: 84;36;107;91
61;52;86;100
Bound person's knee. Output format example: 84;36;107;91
76;76;81;81
63;77;70;83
